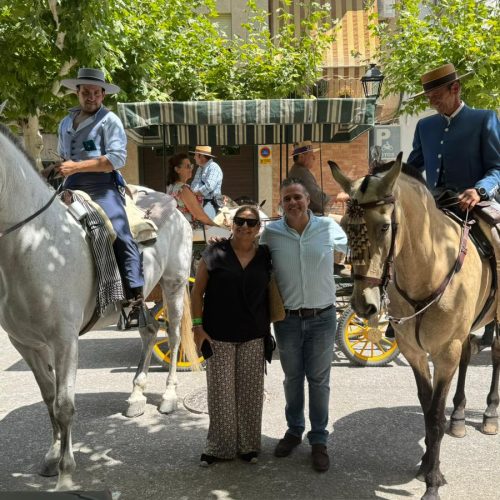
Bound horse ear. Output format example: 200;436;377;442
328;160;352;194
379;152;403;193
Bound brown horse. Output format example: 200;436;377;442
330;153;500;500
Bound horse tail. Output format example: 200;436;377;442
180;286;201;371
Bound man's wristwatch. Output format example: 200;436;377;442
476;187;489;201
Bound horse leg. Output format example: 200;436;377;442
9;337;61;477
125;317;158;418
52;336;79;491
420;345;462;500
448;336;472;438
158;282;184;414
406;354;433;482
482;334;500;434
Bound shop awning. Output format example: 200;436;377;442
117;98;375;146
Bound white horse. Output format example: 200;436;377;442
0;124;197;490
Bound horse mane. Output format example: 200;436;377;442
371;160;428;187
0;123;38;172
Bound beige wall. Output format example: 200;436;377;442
216;0;267;39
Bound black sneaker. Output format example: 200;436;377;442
200;454;217;467
239;451;258;464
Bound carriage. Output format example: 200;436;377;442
117;97;400;369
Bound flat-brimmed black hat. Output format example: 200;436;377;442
409;63;473;99
61;68;120;94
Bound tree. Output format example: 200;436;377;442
0;0;219;165
1;0;334;165
368;0;499;115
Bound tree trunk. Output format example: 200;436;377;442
21;115;44;172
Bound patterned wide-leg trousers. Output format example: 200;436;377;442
205;337;265;458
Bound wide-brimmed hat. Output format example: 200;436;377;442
289;141;320;158
61;68;120;94
410;63;473;99
189;145;216;158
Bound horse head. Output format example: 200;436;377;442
329;153;403;320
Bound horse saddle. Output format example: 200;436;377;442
63;187;176;245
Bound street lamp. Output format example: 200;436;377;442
361;63;384;100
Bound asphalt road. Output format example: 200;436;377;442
0;325;498;500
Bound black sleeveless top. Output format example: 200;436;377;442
202;240;271;342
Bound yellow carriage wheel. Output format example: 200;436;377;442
336;306;399;366
152;304;204;371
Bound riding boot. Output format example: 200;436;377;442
127;287;151;328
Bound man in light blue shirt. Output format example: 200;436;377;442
58;68;144;314
190;146;223;219
260;178;347;472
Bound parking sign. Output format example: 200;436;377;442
370;125;401;161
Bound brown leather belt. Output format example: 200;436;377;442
286;304;334;318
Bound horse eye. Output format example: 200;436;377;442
381;223;390;233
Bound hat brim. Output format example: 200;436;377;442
61;78;120;95
408;70;474;99
189;150;216;158
289;147;320;158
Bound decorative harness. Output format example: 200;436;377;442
346;193;472;350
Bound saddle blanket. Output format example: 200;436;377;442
65;191;125;316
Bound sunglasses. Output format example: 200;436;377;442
233;216;260;228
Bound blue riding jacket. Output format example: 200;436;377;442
407;104;500;198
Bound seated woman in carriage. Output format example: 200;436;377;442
166;153;218;228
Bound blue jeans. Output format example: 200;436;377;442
274;307;336;445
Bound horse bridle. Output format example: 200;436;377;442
347;194;397;290
348;192;472;349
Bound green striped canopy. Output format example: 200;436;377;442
117;98;375;145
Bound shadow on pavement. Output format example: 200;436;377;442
0;392;432;499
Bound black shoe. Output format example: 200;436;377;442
200;454;217;467
311;444;330;472
274;433;302;457
239;451;258;464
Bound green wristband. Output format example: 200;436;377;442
192;317;203;326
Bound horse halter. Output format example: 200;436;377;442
345;194;397;290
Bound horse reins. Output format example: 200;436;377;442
349;194;472;350
0;188;60;239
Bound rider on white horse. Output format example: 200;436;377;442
57;68;145;317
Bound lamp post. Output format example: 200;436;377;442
361;63;384;100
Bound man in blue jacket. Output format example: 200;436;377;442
408;62;500;345
407;63;500;209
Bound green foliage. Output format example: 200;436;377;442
0;0;335;134
368;0;499;115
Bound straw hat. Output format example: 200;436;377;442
289;141;320;158
410;63;473;99
189;145;216;158
61;68;120;94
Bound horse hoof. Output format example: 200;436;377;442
54;475;75;491
125;397;146;418
158;398;178;414
481;416;498;435
448;419;466;438
39;461;59;477
421;487;440;500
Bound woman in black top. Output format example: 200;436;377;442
191;205;271;466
